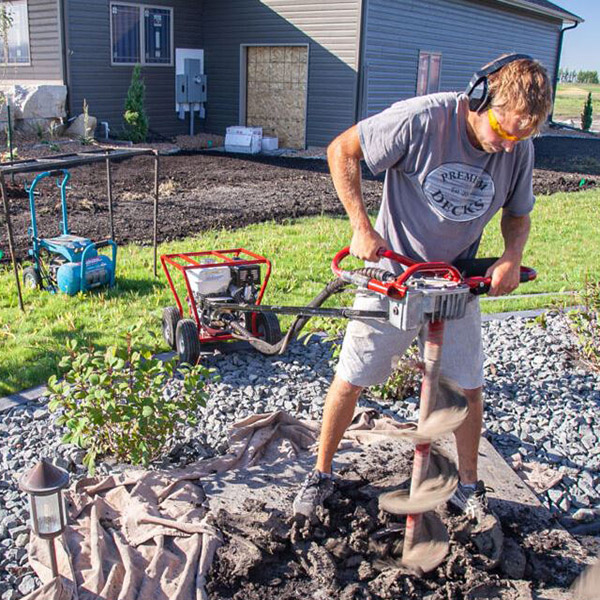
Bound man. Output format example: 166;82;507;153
293;54;553;522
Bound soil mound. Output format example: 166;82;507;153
206;440;581;600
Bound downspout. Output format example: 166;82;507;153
549;19;578;125
354;0;368;124
58;0;72;118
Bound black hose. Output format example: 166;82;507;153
244;266;394;355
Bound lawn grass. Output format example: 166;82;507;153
554;83;600;122
0;189;598;395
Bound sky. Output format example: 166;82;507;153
554;0;600;72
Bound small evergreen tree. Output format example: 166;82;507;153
123;64;148;143
581;92;593;131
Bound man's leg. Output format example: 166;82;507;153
454;386;483;484
315;376;363;474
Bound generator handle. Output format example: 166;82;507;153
28;170;71;244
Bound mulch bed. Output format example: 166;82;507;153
0;138;598;263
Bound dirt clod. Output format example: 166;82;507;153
205;440;586;599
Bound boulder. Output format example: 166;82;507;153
66;113;97;140
0;84;67;133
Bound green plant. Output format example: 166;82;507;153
568;279;600;371
370;345;421;402
581;92;593;131
35;122;45;141
123;64;148;143
1;145;17;161
81;99;94;145
46;324;213;474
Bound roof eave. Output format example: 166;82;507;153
493;0;584;24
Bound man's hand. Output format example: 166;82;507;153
349;227;389;262
484;255;521;296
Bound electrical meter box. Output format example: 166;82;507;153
176;58;207;104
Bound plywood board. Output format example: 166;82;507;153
246;46;307;148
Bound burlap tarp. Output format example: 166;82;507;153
23;409;420;600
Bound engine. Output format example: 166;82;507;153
186;261;261;329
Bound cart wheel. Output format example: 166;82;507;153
176;319;201;365
162;306;181;350
23;266;42;290
255;312;282;345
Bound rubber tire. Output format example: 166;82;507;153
175;319;201;365
162;306;181;350
255;312;282;345
23;266;42;290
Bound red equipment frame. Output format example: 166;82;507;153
160;248;272;343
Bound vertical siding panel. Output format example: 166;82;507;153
202;0;361;148
363;0;561;117
67;0;203;137
3;0;62;83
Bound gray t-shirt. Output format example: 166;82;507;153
358;92;535;274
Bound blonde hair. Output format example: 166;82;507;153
487;56;553;132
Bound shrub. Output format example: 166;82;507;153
581;92;593;131
123;64;149;143
46;326;213;473
81;98;94;145
568;279;600;371
370;345;421;402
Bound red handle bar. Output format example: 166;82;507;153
331;246;536;296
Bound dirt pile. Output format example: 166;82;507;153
206;441;582;600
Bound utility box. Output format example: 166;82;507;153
176;58;207;104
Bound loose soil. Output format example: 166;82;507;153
206;440;585;600
1;138;599;263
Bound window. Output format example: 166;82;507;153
111;3;172;66
417;51;441;96
1;0;30;65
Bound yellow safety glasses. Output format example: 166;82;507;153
487;108;530;142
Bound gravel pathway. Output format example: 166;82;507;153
0;311;599;598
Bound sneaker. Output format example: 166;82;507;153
292;469;335;519
448;480;494;523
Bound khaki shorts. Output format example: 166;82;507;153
336;292;484;390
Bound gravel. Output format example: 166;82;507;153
1;310;599;597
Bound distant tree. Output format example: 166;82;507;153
577;71;599;84
581;92;593;131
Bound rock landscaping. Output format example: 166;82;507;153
0;310;598;598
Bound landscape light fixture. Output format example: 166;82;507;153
19;459;69;578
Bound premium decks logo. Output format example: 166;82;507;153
422;163;494;222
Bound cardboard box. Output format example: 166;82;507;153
261;136;279;151
225;126;262;154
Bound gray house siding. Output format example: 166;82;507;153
202;0;361;148
3;0;63;83
66;0;203;137
361;0;561;118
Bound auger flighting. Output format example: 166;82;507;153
378;279;472;573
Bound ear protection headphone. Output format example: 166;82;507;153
465;53;533;113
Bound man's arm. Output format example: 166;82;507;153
484;210;531;296
327;125;388;262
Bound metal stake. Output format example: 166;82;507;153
0;174;24;311
153;151;159;277
47;537;59;578
106;154;114;240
